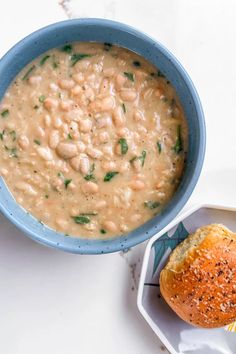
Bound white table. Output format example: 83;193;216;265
0;1;236;353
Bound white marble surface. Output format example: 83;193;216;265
0;1;236;353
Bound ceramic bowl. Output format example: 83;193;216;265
0;19;205;254
137;204;236;354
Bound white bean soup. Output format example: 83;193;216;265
0;42;188;238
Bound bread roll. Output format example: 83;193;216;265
160;224;236;328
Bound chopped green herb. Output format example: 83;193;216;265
61;44;73;53
58;92;62;99
118;138;128;155
124;72;134;82
169;98;177;118
80;212;98;216
52;55;59;68
84;174;96;181
45;194;49;199
84;163;96;182
173;125;183;154
64;179;72;189
72;215;90;224
139;150;146;166
22;65;36;80
133;60;141;67
34;105;39;110
130;150;147;167
71;53;92;67
104;42;112;51
39;95;46;103
157;141;162;153
57;172;64;178
5;146;18;158
34;139;41;145
100;229;107;234
68;133;73;140
121;103;126;113
161;96;168;103
104;171;119;182
1;109;9;118
130;156;137;163
10;148;18;158
40;55;50;66
9;131;16;141
0;130;5;140
150;70;166;79
157;70;165;78
144;201;160;209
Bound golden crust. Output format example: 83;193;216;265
160;224;236;328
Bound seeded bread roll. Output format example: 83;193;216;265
160;224;236;328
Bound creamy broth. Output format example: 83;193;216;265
0;42;188;238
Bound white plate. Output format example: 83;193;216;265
137;204;236;354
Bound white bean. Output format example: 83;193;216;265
60;100;73;111
44;114;51;127
118;161;130;173
133;159;142;172
96;116;112;129
130;214;142;223
37;126;45;138
80;155;90;175
53;117;63;128
16;182;37;196
95;200;107;210
76;60;90;71
100;79;110;94
44;98;58;111
100;96;115;111
98;131;109;143
69;156;81;171
49;83;59;92
56;142;78;159
130;180;145;190
133;109;145;122
115;73;126;89
102;145;113;157
113;106;125;127
84;87;95;101
71;85;82;96
82;181;98;194
49;130;60;149
86;146;103;159
0;168;8;176
37;147;53;161
28;76;42;85
103;68;115;77
55;218;68;231
18;135;29;150
101;161;117;171
62;123;69;134
120;89;137;102
102;221;118;233
76;141;86;152
79;119;92;133
73;73;84;84
58;79;75;90
117;127;129;137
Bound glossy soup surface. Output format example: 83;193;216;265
0;42;188;238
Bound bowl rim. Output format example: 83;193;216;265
0;18;206;254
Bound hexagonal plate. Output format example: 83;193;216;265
137;204;236;354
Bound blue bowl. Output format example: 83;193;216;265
0;19;206;254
